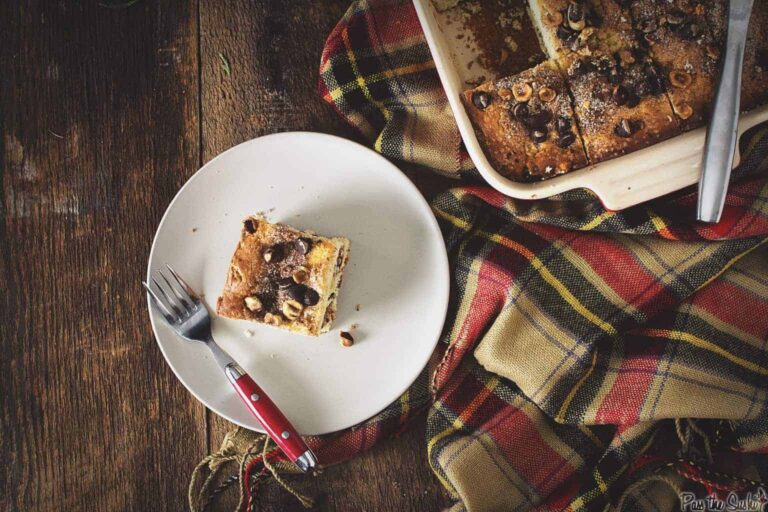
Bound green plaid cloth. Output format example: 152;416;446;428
190;1;768;511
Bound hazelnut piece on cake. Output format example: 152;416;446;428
462;60;588;181
217;216;350;336
529;0;681;162
628;0;721;129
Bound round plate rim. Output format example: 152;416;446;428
146;131;450;434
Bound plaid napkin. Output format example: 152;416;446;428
189;1;768;510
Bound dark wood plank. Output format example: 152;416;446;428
198;1;453;510
257;412;453;512
0;1;205;510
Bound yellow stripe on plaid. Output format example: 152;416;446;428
580;210;615;231
340;27;390;122
434;207;617;336
645;328;768;376
322;60;436;104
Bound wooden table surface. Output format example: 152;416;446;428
1;2;455;510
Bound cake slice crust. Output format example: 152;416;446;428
217;216;350;336
462;60;588;181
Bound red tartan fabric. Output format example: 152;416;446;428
190;2;768;511
316;1;768;510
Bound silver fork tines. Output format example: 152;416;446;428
143;281;176;322
143;265;209;343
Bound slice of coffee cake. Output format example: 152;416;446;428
217;216;350;336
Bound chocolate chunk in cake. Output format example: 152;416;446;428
628;0;720;129
217;216;350;336
529;0;680;162
462;60;588;181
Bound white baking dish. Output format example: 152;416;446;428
413;0;768;210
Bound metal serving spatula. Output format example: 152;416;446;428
697;0;754;223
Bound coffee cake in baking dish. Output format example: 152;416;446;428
704;0;768;112
462;60;588;180
528;0;680;162
217;216;350;336
453;0;767;182
628;0;721;130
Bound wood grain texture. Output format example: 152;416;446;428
0;1;204;511
1;0;455;510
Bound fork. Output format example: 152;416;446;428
143;265;318;472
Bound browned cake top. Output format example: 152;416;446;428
216;217;339;326
629;0;720;125
541;0;636;60
463;60;587;180
566;51;667;127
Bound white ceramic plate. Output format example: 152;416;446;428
147;132;450;435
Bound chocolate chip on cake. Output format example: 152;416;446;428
644;64;667;95
471;91;492;110
523;110;552;129
243;219;257;234
557;131;576;148
532;129;548;143
302;288;320;307
607;68;622;85
557;25;578;44
276;277;294;289
285;283;305;302
615;119;636;138
295;237;312;255
263;245;284;263
556;116;572;135
512;102;530;120
613;85;629;105
567;3;586;31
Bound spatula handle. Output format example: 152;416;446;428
697;0;754;223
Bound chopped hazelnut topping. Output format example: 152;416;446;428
291;267;309;284
669;70;692;89
674;102;694;120
512;82;533;102
538;86;557;102
264;313;282;326
244;296;263;312
282;300;304;320
339;331;354;347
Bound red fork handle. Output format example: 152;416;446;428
224;363;317;472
